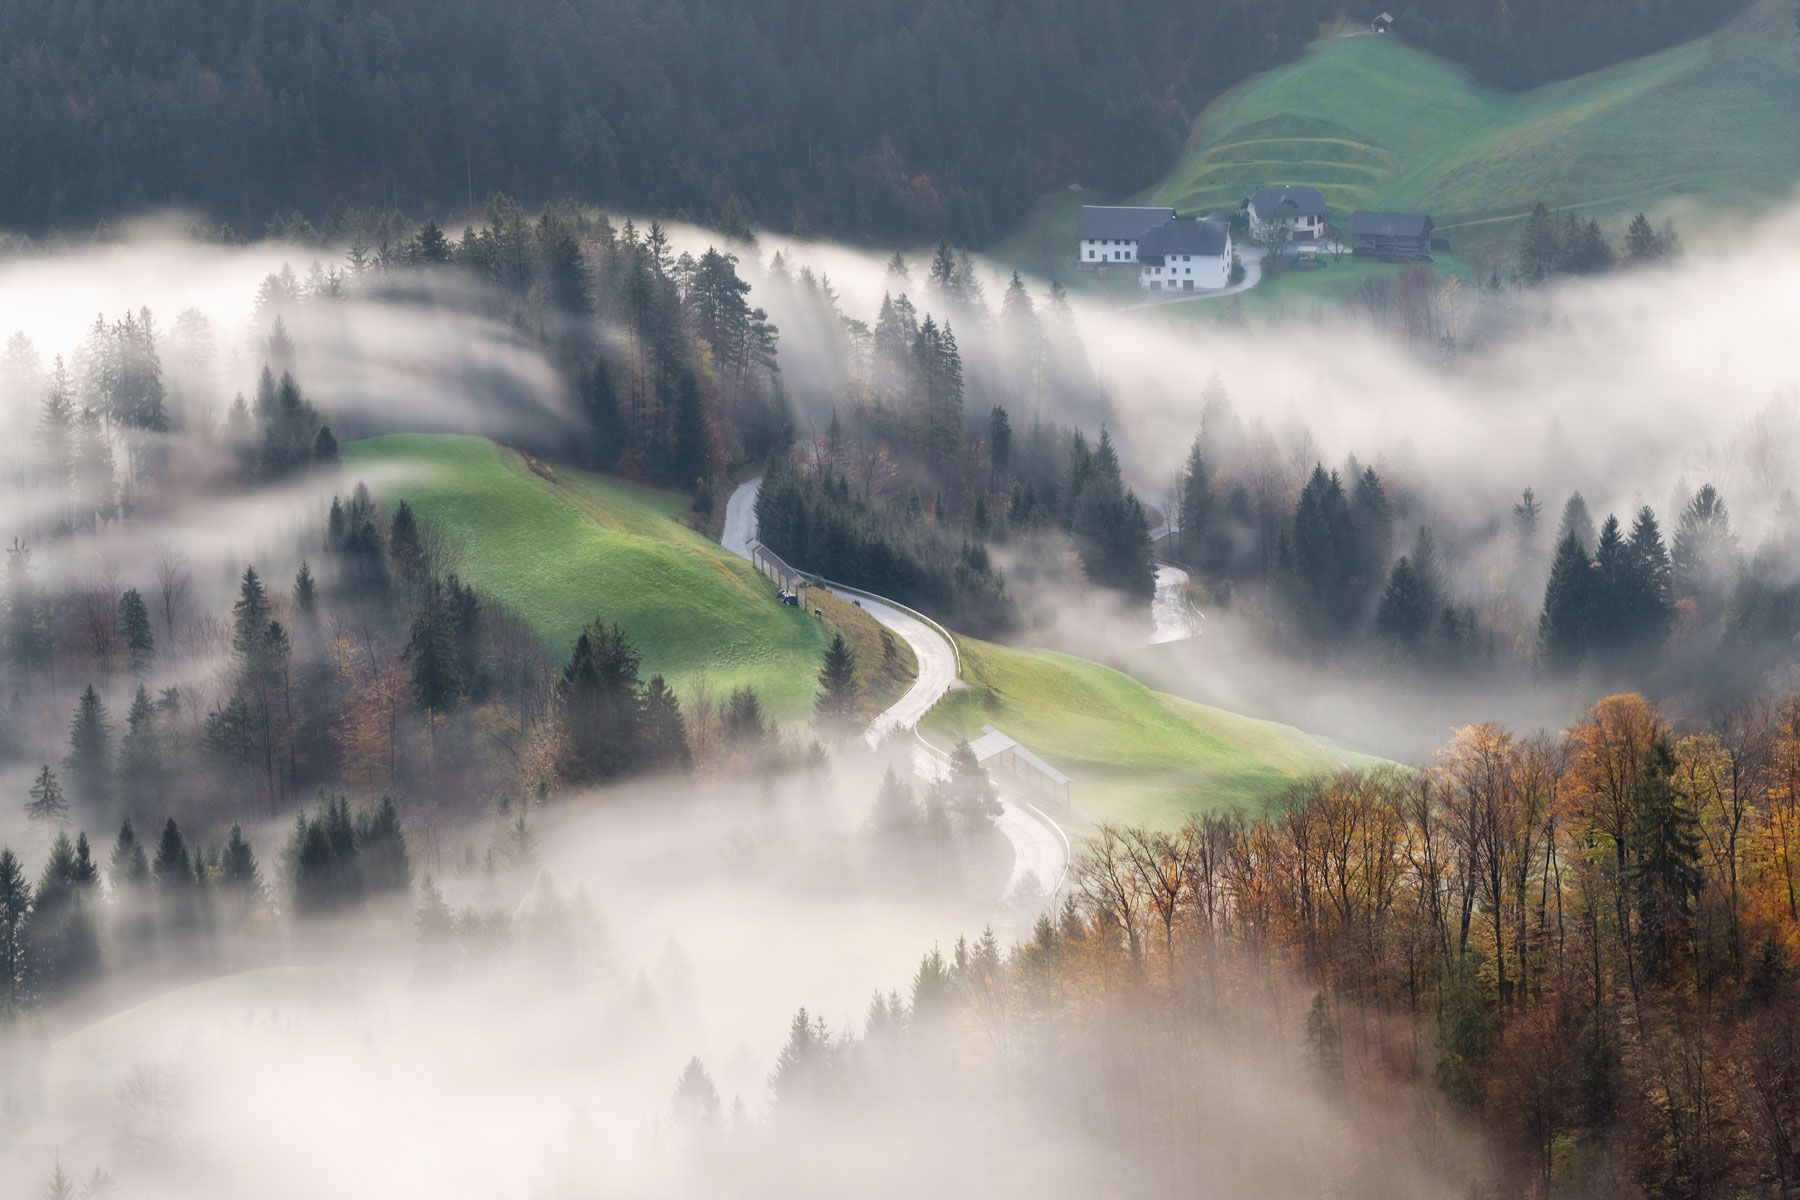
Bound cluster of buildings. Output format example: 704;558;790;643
1077;186;1435;294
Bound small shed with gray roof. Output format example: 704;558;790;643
1348;210;1435;260
967;723;1072;807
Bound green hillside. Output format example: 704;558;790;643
998;1;1799;278
924;637;1365;829
343;434;911;719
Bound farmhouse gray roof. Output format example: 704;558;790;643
1349;210;1435;238
1136;217;1231;260
1076;205;1177;241
970;724;1072;787
1246;186;1327;220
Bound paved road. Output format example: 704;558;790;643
722;477;1070;901
1150;562;1199;644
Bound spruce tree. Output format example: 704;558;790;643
1376;557;1431;650
293;561;317;616
813;633;862;736
1626;506;1674;650
1538;531;1595;674
1177;434;1212;570
1556;492;1597;556
1630;736;1702;977
640;676;691;773
26;830;102;999
872;767;920;843
357;796;412;897
1672;484;1739;617
153;818;193;893
26;765;67;826
0;848;30;1011
117;587;154;675
64;686;112;811
556;617;646;783
1590;515;1632;666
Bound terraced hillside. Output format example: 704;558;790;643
997;0;1800;277
924;637;1371;830
343;434;913;720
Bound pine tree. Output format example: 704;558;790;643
117;587;154;675
110;818;150;890
639;675;690;773
1513;487;1544;560
813;633;861;735
0;847;28;1011
872;767;920;843
1538;531;1595;674
1624;213;1662;263
404;577;463;715
219;824;262;893
1376;557;1431;650
26;764;68;826
1177;434;1212;570
671;1057;723;1139
153;818;193;893
1630;735;1702;977
1626;506;1674;651
64;686;112;810
293;561;317;616
357;796;413;897
948;741;1002;838
1672;483;1739;618
26;830;102;999
1590;515;1632;666
556;617;646;783
988;405;1012;491
1556;492;1597;555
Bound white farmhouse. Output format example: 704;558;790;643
1136;217;1233;292
1244;185;1328;242
1076;204;1177;267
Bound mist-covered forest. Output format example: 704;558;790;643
0;85;1799;1192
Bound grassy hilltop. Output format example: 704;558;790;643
925;637;1367;830
343;434;913;720
997;0;1799;283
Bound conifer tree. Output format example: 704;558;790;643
64;686;112;810
1538;531;1595;674
0;847;27;1011
1177;434;1212;570
1630;735;1702;976
26;764;68;826
1672;483;1739;617
1376;557;1431;650
26;830;101;999
293;560;317;616
556;617;646;783
872;767;920;843
813;633;861;736
640;676;691;773
1556;492;1597;556
110;818;150;890
1626;506;1674;650
117;587;154;675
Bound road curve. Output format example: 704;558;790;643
723;477;1069;901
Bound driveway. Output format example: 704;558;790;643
722;477;1071;901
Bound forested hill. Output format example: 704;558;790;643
0;0;1318;240
0;0;1755;242
1393;0;1752;89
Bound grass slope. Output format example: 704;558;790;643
343;434;913;719
997;1;1799;283
925;637;1361;829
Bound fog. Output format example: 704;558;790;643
2;760;1482;1199
3;205;1796;1193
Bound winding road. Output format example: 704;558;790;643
724;478;1070;902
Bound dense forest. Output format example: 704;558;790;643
699;691;1800;1197
0;0;1750;243
1393;0;1752;88
0;0;1321;240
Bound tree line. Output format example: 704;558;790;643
697;690;1800;1197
